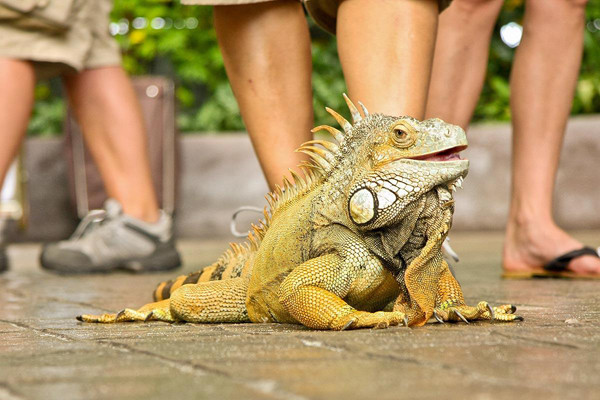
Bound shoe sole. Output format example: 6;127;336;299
502;271;600;279
0;250;8;273
41;247;182;274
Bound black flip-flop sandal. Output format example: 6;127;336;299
502;246;600;279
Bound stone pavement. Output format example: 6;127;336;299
1;231;599;400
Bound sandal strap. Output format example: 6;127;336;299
544;246;600;272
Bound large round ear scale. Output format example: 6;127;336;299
348;188;377;225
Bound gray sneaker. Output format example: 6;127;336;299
40;199;181;274
0;246;8;273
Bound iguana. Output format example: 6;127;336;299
78;95;522;329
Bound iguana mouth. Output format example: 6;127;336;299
409;145;468;161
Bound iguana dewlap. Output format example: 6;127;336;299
79;95;522;329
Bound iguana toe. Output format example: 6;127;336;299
77;301;175;323
334;311;407;330
433;301;523;324
77;312;119;323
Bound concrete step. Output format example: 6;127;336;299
7;115;600;241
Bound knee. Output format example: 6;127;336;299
562;0;589;10
525;0;588;17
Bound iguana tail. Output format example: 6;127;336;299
153;243;255;301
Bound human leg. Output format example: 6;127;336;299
0;59;35;272
504;0;600;274
214;1;313;190
336;0;439;119
425;0;504;127
0;59;35;186
62;66;159;222
41;66;181;274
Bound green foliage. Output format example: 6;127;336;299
576;6;600;113
28;1;600;135
475;0;600;122
30;82;64;136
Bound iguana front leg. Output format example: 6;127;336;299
433;263;523;323
279;254;407;330
394;226;447;326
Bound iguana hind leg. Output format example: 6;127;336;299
433;262;523;323
79;277;251;324
77;299;174;323
169;277;250;323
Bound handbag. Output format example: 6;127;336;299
65;76;179;218
0;0;76;33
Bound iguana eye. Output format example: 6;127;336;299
394;128;408;139
391;122;416;148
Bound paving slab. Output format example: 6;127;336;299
0;232;599;400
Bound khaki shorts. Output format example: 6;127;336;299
304;0;452;34
0;0;121;80
183;0;452;34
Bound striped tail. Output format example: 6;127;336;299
153;243;254;302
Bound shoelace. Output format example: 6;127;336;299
69;209;108;240
230;206;263;238
442;237;460;263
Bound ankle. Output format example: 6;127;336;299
122;205;160;224
507;202;555;232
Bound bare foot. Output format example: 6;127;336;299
503;219;600;275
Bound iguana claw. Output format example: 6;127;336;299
341;319;355;331
486;303;495;320
433;311;444;324
453;310;469;324
144;311;154;322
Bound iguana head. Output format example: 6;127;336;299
305;95;468;231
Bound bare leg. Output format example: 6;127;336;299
425;0;504;127
0;59;35;185
504;0;600;274
337;0;439;119
214;1;313;190
63;66;159;222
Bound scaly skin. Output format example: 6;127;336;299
78;95;522;329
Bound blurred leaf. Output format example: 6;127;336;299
577;79;595;112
